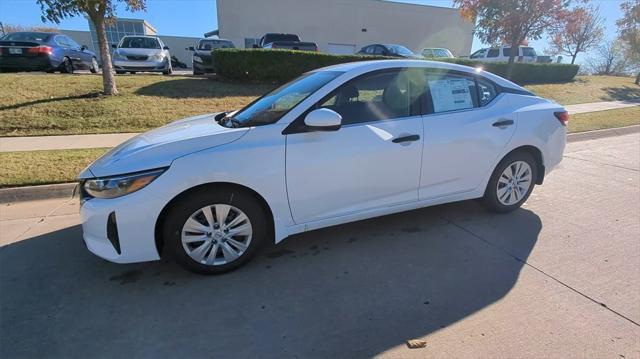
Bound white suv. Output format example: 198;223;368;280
469;46;537;63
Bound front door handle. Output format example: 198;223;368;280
492;119;514;128
392;134;420;143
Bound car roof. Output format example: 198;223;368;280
121;35;159;39
315;60;526;92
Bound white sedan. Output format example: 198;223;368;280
78;60;567;274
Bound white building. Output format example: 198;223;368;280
216;0;475;56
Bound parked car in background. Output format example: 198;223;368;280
171;56;188;69
187;38;235;75
78;60;567;274
111;35;172;75
421;47;454;58
254;33;318;51
469;46;537;63
357;44;422;59
0;31;98;73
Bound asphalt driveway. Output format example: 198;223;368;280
1;133;639;358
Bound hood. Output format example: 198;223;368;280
195;50;213;57
116;48;163;56
80;113;248;178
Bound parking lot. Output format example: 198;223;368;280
1;132;639;358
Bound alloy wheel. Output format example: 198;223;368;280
181;204;253;266
496;161;533;206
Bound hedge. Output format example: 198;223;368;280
211;49;579;85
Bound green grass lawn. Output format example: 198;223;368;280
568;106;640;133
1;106;637;187
0;73;637;137
0;148;109;187
0;73;274;137
525;75;639;105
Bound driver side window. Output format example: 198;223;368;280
318;69;422;126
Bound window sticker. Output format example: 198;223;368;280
428;78;474;113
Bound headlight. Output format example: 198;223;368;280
112;51;126;61
150;53;165;61
193;55;202;63
83;168;166;199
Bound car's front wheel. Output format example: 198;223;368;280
483;151;537;213
90;57;99;73
163;188;268;274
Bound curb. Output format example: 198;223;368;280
0;183;76;204
567;125;639;143
1;125;638;204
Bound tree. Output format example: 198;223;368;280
547;6;604;64
36;0;146;95
2;23;59;33
454;0;569;78
616;0;640;84
586;39;631;75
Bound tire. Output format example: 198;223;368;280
129;71;137;75
482;151;537;213
163;62;173;76
60;57;73;74
115;71;125;75
90;57;99;73
163;188;269;274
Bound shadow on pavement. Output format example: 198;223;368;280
134;78;273;99
602;86;640;102
0;200;541;358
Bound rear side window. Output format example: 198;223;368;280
476;78;498;106
487;48;499;58
426;73;476;113
502;48;518;57
522;47;536;57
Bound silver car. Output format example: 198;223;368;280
111;36;172;75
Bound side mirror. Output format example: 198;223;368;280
163;46;170;50
252;44;259;49
188;46;195;51
304;108;342;131
111;44;117;49
80;45;87;51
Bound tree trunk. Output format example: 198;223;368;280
636;72;639;85
92;16;118;96
505;42;518;80
570;53;577;65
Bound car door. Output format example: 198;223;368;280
64;36;90;68
419;71;515;200
286;68;425;224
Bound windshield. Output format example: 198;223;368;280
386;45;415;56
120;37;160;49
198;40;233;50
2;32;51;43
264;34;299;43
229;71;343;127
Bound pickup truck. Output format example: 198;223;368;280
254;33;318;52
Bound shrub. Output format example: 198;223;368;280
212;49;580;85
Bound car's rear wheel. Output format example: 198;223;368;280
163;189;268;274
129;71;137;75
90;57;99;73
115;70;125;75
61;57;73;74
483;151;537;213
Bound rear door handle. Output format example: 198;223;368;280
392;134;420;143
492;119;514;128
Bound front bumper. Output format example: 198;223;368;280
112;58;168;72
80;187;166;263
193;59;214;73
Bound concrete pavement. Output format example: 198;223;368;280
1;133;639;358
565;99;640;114
1;100;639;153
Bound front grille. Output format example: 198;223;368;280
126;55;148;61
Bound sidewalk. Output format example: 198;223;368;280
1;100;638;152
564;99;640;114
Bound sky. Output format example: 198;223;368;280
0;0;626;64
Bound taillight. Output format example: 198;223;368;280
554;111;569;126
27;46;54;55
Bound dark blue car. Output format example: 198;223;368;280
0;32;99;73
